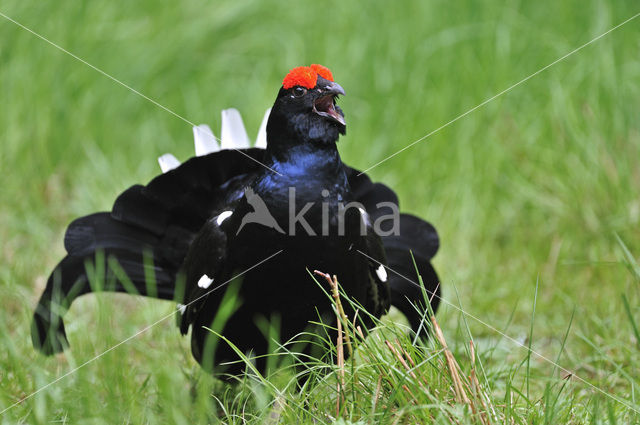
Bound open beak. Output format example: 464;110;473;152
313;81;346;126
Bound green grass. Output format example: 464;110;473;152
2;0;640;422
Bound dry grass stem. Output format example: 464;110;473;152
314;270;353;417
430;315;497;425
314;270;353;357
372;374;383;412
385;340;418;382
431;316;470;405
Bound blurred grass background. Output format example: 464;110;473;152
1;0;640;423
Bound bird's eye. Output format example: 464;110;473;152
292;86;307;97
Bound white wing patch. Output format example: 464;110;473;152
375;265;388;282
358;207;371;227
197;274;214;289
216;210;233;225
177;303;187;315
158;153;181;173
221;108;250;149
255;108;271;149
193;124;219;156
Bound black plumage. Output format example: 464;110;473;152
32;66;441;376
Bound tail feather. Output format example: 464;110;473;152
345;166;441;333
33;148;267;356
356;182;399;222
111;185;171;235
344;165;399;221
112;149;264;234
32;248;176;355
65;213;162;257
382;214;440;334
383;213;439;260
384;247;441;333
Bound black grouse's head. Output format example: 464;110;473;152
267;64;346;147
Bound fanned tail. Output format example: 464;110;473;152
32;213;180;355
32;148;266;355
33;146;441;355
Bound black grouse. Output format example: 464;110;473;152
32;64;441;376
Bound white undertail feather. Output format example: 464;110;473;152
221;108;250;149
193;124;219;156
156;108;271;173
255;108;271;149
158;153;181;173
197;274;214;289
